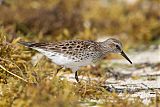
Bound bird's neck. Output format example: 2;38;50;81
99;41;112;54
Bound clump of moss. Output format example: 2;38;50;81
0;28;31;83
12;78;80;107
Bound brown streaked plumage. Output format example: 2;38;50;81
19;38;132;82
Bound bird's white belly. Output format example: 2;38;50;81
35;48;73;65
51;54;74;65
51;54;93;67
72;58;93;67
34;48;94;70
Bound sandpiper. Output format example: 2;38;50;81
19;38;132;82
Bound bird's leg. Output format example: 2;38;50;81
55;67;63;76
75;71;79;83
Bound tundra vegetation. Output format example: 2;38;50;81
0;0;159;107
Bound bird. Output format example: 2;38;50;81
19;38;132;82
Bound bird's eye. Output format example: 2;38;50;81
115;45;121;50
116;45;119;48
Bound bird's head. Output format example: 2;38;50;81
102;38;132;64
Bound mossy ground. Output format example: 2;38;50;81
0;0;160;107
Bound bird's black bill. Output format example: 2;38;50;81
121;51;132;64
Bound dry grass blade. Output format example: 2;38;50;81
0;64;28;83
0;57;25;78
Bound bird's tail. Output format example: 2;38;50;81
18;41;37;47
18;41;49;49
